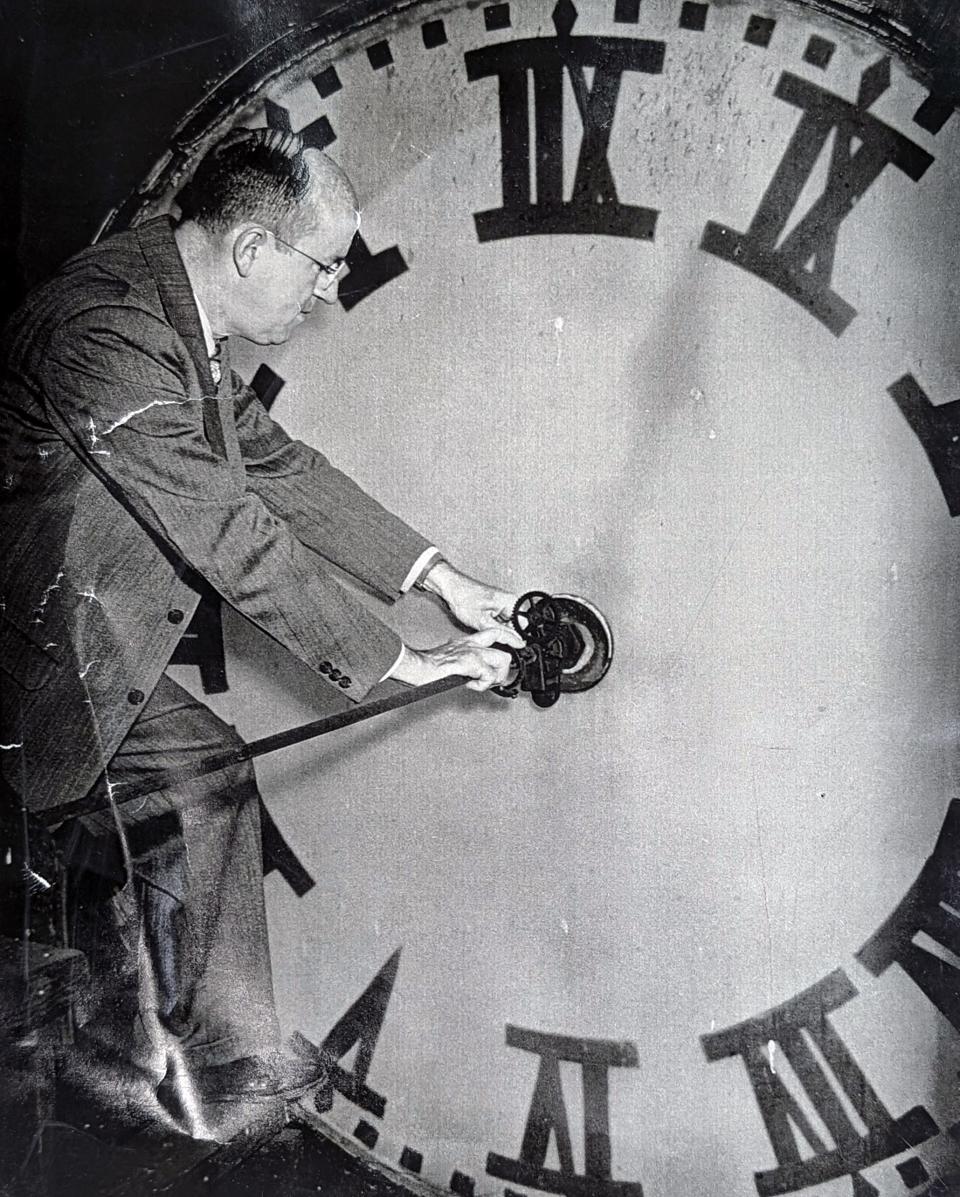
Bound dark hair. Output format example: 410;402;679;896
176;128;311;233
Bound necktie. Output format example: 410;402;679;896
203;340;240;471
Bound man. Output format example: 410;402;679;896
0;128;521;1116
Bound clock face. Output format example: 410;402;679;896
125;0;960;1193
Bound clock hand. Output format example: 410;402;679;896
39;594;613;826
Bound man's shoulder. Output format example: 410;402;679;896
5;220;173;362
54;222;168;321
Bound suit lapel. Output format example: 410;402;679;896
136;218;242;472
135;217;218;396
216;339;242;468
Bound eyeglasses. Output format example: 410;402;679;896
269;231;345;286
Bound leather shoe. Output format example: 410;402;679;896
200;1050;328;1103
161;1050;329;1106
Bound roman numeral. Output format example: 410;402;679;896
701;59;933;335
858;799;960;1035
315;947;401;1117
701;969;937;1195
889;373;960;516
465;0;663;242
338;235;408;312
487;1025;644;1196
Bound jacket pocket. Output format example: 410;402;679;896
0;615;61;691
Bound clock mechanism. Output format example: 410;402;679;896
494;591;613;707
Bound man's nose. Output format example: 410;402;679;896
314;275;341;305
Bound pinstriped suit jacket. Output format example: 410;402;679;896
0;217;432;812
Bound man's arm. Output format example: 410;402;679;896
233;378;435;603
41;305;406;699
383;559;524;687
233;379;527;687
236;384;517;628
416;559;517;631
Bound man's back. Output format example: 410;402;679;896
0;223;212;811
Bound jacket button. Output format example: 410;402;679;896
319;661;332;674
329;668;342;681
128;689;145;705
338;677;350;689
167;609;184;624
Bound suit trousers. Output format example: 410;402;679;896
61;673;280;1074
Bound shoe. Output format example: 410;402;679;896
184;1050;328;1104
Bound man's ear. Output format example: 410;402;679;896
233;227;267;278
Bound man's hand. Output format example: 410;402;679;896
418;559;518;633
389;627;524;692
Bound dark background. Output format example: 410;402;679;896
3;0;960;324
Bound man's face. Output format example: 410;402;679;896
234;202;358;345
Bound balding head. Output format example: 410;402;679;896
174;128;360;346
292;148;359;242
176;129;358;244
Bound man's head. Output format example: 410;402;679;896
175;129;360;344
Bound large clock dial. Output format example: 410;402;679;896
115;1;960;1193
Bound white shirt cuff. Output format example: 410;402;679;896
400;546;441;593
381;643;406;682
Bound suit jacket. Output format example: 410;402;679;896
0;217;432;812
